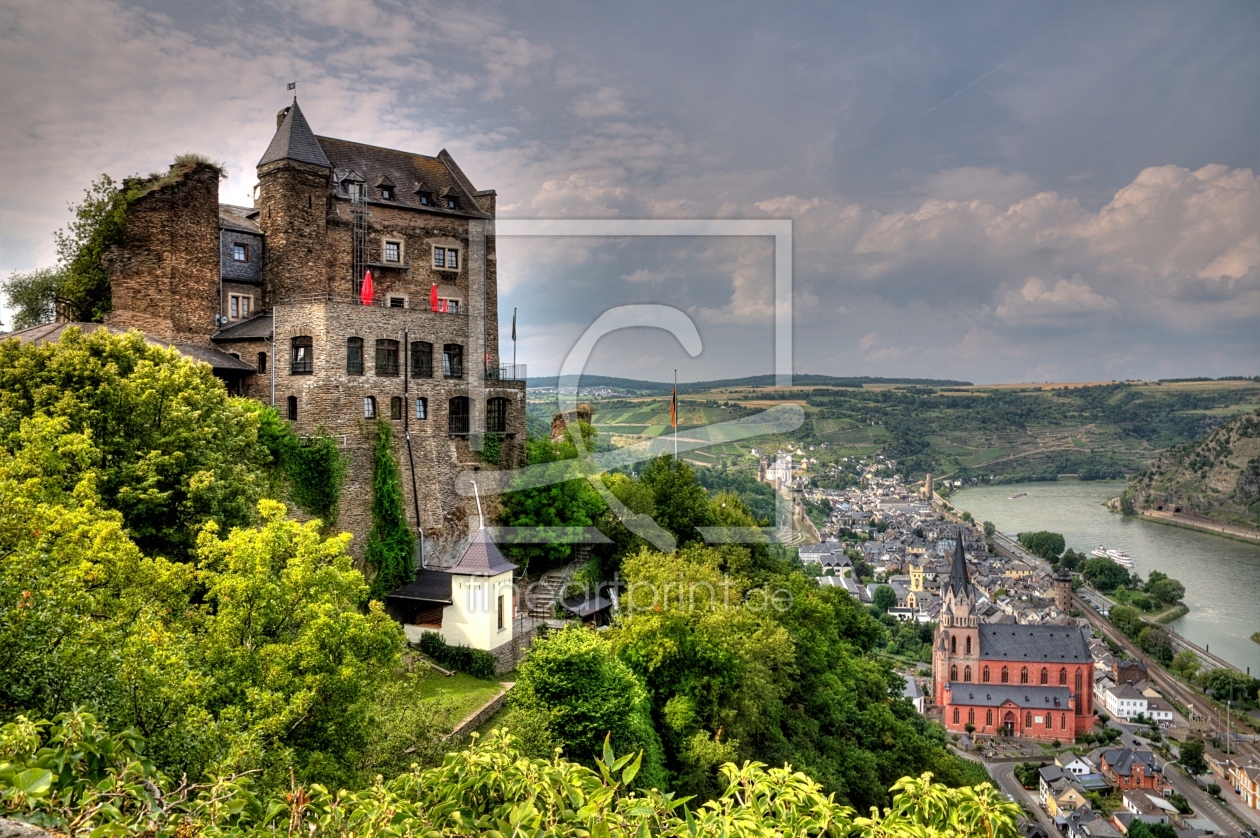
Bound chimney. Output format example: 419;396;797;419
276;106;291;129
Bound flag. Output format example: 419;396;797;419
430;283;439;311
359;270;374;306
670;388;677;428
511;308;517;341
286;81;296;91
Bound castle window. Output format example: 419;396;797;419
1020;667;1028;684
965;636;971;655
389;296;407;309
446;196;458;209
950;636;956;655
390;396;402;420
384;240;401;263
375;339;400;376
1000;667;1009;684
418;192;431;205
1075;671;1083;712
346;337;364;375
982;666;990;683
443;344;463;378
290;336;313;374
229;294;252;320
1061;713;1067;730
364;396;377;419
950;664;958;681
257;352;267;374
1060;667;1067;685
411;341;433;378
286;395;297;420
487;398;508;433
232;243;249;262
433;247;459;270
1041;667;1048;685
448;396;469;435
498;594;505;631
433;247;445;268
415;397;427;420
963;666;971;682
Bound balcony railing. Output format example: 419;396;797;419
486;364;527;382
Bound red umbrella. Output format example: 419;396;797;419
429;283;439;311
360;270;374;306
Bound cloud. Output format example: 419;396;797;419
994;276;1117;326
570;86;628;119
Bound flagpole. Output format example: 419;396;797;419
512;307;517;376
673;368;678;462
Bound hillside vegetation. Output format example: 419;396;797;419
1126;408;1260;529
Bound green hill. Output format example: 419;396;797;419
1127;408;1260;529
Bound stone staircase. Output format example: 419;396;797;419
524;562;582;620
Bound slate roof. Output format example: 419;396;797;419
946;682;1073;708
212;314;274;342
317;137;490;218
943;529;973;599
219;204;261;234
447;529;517;577
1;322;255;372
385;569;454;604
979;624;1091;663
258;100;332;168
1101;749;1160;778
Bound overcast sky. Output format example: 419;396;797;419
1;1;1257;383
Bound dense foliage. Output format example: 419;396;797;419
1018;531;1065;561
418;631;498;680
365;420;416;599
253;404;347;526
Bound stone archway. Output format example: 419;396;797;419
1003;710;1016;737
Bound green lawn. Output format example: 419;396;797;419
415;668;505;721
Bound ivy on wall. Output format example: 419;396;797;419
252;404;347;528
366;420;416;599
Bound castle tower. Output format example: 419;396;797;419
256;99;333;306
909;563;925;593
923;473;934;499
933;532;978;707
1053;568;1072;612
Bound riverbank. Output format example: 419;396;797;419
1136;509;1260;545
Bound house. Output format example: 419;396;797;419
901;676;927;714
1115;659;1149;684
1099;749;1165;793
1121;790;1178;819
1066;809;1124;838
1104;683;1150;720
1039;766;1092;818
1058;752;1096;776
1146;696;1175;724
1227;761;1260;810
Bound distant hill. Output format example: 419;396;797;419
1127;409;1260;529
528;373;973;394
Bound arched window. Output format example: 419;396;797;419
953;708;960;724
364;396;377;419
415;397;428;420
449;397;470;434
1020;667;1029;684
1040;667;1049;685
1075;670;1083;713
375;339;400;376
986;709;993;726
963;666;971;682
286;395;297;420
411;341;433;378
486;397;509;433
1060;667;1068;685
1061;713;1067;730
390;396;402;420
950;636;956;654
1025;712;1032;729
290;336;313;374
1001;667;1009;683
965;637;972;655
982;666;990;683
950;664;958;681
346;337;364;375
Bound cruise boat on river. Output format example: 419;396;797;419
1092;546;1135;568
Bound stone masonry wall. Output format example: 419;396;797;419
105;163;221;345
256;160;332;306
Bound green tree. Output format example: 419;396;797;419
510;625;667;790
0;267;63;328
1198;668;1255;704
0;328;268;559
499;432;604;571
1180;737;1208;775
1109;605;1144;639
364;420;415;598
1018;531;1066;561
1129;821;1179;838
638;455;714;546
1137;625;1174;666
983;521;996;538
1148;577;1186;605
1171;649;1201;678
873;584;899;613
1082;557;1132;591
961;511;974;523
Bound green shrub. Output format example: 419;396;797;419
418;631;498;680
365;420;415;599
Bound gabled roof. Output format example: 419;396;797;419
1;322;255;372
979;624;1092;663
447;529;517;577
947;682;1072;708
258;100;332;169
219;204;261;234
1101;749;1159;777
317;136;490;218
385;569;453;604
212;313;273;342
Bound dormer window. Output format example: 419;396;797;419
445;196;458;209
381;186;394;200
418;192;431;205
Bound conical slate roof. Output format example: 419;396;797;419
943;529;973;599
258;100;331;169
447;529;517;577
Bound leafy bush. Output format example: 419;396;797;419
417;631;498;680
1018;531;1065;561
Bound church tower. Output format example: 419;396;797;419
909;563;925;593
933;532;979;707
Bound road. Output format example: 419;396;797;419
984;759;1060;833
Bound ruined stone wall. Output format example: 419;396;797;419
271;300;525;558
105;163;221;344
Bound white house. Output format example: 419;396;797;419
384;529;518;652
1057;752;1096;777
1103;682;1149;720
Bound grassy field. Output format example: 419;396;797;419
415;668;505;722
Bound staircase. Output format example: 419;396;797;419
524;562;582;620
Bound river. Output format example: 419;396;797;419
953;481;1260;674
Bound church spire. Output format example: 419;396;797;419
944;528;973;600
257;99;331;169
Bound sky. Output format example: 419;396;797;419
0;0;1257;384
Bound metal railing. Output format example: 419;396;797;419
486;363;527;382
272;294;468;315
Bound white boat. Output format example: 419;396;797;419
1092;546;1134;568
1009;492;1028;499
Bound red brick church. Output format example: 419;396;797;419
933;536;1094;741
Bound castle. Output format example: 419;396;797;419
33;98;528;556
933;535;1094;741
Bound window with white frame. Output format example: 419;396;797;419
415;397;428;420
433;246;459;270
229;294;252;320
232;242;249;262
384;240;402;263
